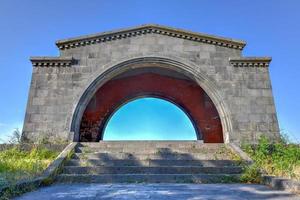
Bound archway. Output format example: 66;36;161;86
77;66;224;143
103;97;197;140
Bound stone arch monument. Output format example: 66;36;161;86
22;24;280;144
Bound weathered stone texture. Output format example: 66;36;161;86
22;25;280;144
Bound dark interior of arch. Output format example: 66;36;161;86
79;67;224;143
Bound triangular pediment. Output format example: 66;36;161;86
56;24;246;50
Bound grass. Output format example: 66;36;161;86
0;145;59;188
214;145;242;161
240;136;300;183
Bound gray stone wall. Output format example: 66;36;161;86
22;27;280;144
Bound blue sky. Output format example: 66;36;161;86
104;98;196;140
0;0;299;142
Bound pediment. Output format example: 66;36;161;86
56;24;246;50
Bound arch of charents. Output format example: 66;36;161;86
22;24;280;144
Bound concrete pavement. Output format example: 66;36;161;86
14;183;300;200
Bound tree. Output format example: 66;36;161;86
7;128;21;144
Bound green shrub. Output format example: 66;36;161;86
242;136;300;182
240;164;262;183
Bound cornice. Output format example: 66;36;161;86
30;57;73;67
56;24;246;51
229;57;272;67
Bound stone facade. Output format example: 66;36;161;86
22;24;280;144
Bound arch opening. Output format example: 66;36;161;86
77;66;224;143
103;97;197;140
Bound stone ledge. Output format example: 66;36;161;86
226;143;253;164
229;57;272;67
262;175;300;194
55;24;246;50
30;56;73;67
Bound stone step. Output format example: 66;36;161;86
63;166;243;175
56;174;241;183
65;159;240;167
73;152;232;160
78;142;222;149
75;147;225;154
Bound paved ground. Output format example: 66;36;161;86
14;183;299;200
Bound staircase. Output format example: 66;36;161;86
56;141;243;183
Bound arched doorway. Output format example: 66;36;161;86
78;67;224;143
103;97;197;140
